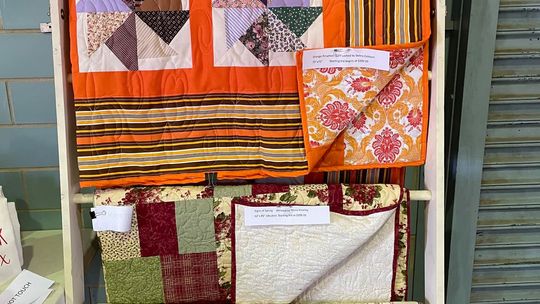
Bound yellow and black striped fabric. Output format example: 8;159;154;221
75;93;308;187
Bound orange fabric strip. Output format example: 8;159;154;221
375;0;384;45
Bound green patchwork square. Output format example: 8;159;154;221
103;257;164;303
176;199;216;254
214;185;251;197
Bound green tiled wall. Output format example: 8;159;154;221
0;83;10;123
0;1;60;231
10;81;57;123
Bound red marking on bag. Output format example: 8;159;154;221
0;228;7;245
0;254;10;266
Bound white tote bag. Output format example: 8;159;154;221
7;202;23;266
0;187;22;285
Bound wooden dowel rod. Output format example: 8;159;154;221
73;190;432;204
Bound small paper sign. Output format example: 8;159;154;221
0;270;54;304
244;206;330;227
303;48;390;71
91;206;133;232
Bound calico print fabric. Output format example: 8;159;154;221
212;0;324;66
95;184;410;303
75;0;191;71
298;46;428;171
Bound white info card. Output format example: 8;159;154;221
244;206;331;227
303;48;390;71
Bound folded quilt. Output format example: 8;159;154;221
297;45;429;171
95;184;410;303
71;0;430;188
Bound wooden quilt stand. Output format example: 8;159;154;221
49;0;445;302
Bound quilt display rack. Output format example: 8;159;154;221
48;0;446;303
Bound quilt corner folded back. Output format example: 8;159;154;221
297;39;430;172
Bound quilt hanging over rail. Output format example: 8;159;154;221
95;184;410;303
70;0;430;188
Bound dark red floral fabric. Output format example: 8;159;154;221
251;184;290;196
137;202;179;256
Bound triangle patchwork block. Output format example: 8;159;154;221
86;12;130;56
135;14;177;59
267;11;304;52
270;7;322;38
105;13;139;70
135;11;190;44
224;8;265;49
239;12;269;66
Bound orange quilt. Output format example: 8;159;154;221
70;0;430;188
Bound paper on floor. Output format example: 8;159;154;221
0;193;22;286
0;270;54;304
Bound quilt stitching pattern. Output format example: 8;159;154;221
76;0;191;71
175;199;217;254
103;257;165;303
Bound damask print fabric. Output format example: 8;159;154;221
297;44;429;171
95;184;410;303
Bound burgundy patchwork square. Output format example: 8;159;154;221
160;252;222;303
252;184;290;196
137;202;179;256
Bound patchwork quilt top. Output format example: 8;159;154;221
95;184;410;303
71;0;430;188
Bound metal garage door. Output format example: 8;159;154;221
471;0;540;302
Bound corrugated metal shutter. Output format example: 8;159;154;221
470;0;540;302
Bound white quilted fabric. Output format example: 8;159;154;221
234;204;397;304
297;210;395;303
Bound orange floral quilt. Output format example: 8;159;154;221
297;43;429;171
